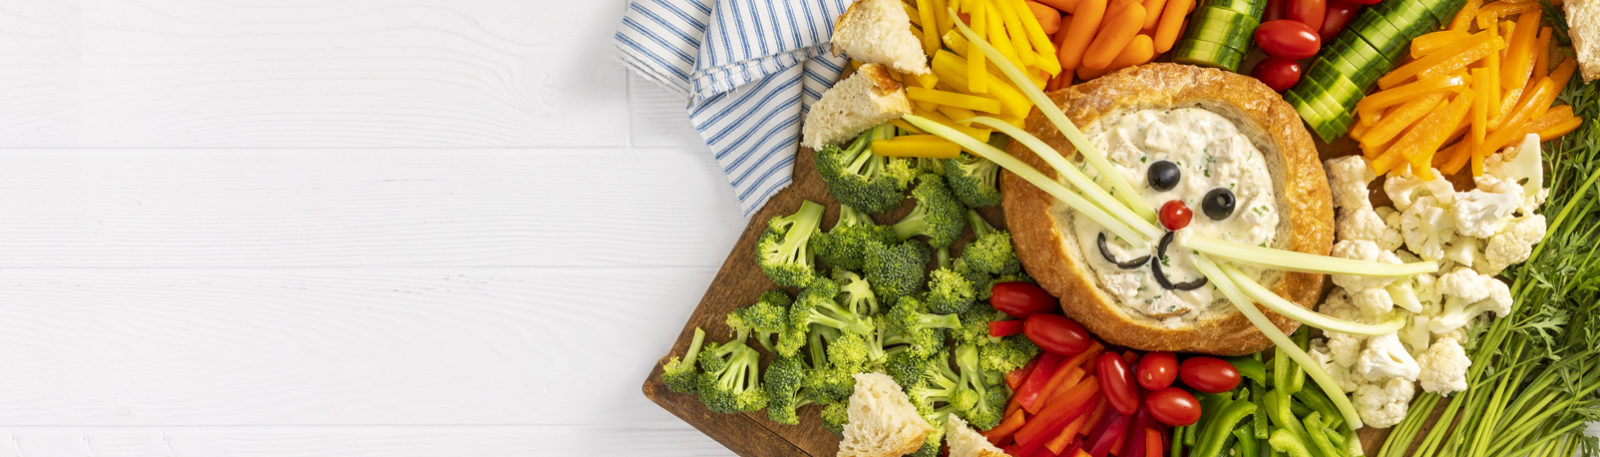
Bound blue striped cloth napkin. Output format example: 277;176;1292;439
614;0;854;215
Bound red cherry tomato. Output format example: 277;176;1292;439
1097;353;1140;415
991;282;1058;318
1255;20;1323;60
1159;200;1192;230
1287;0;1326;32
1024;314;1093;356
1252;58;1303;92
1264;0;1286;21
1146;387;1203;426
1179;357;1242;393
1320;0;1361;38
1136;352;1179;390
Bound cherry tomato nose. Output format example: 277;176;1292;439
1160;200;1192;231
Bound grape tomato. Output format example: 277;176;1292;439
1024;314;1092;355
1136;352;1179;390
1146;387;1202;426
1255;20;1322;60
1179;356;1242;393
991;282;1058;318
1098;353;1140;415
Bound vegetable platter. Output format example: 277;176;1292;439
644;0;1599;455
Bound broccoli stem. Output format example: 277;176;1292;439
967;210;997;237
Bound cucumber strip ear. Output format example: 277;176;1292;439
1182;233;1439;277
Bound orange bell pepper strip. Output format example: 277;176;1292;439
1359;74;1467;121
1145;427;1164;457
1015;378;1101;451
1450;0;1481;31
1476;1;1540;28
1501;10;1541;101
1479;72;1561;159
1032;366;1086;414
1046;412;1091;454
986;408;1030;445
1397;90;1477;179
1411;30;1470;58
1379;29;1500;88
1361;92;1447;150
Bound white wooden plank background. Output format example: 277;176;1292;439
0;0;1590;456
0;0;746;454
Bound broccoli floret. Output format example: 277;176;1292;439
815;125;916;214
891;174;968;248
962;210;1023;276
864;240;931;304
979;335;1040;374
661;327;707;394
883;349;929;389
801;366;856;405
832;269;881;316
886;296;963;359
925;267;977;315
907;428;946;457
756;200;826;288
954;343;1006;429
726;290;790;353
907;351;974;412
776;278;876;357
694;338;767;413
953;303;1001;344
915;157;946;176
763;354;809;425
821;401;850;435
944;153;1002;208
811;205;894;271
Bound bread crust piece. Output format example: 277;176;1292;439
1001;63;1333;355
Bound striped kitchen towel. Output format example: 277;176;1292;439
615;0;853;215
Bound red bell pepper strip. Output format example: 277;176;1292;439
1045;408;1092;454
1144;428;1163;457
1008;355;1042;390
1121;409;1149;457
990;320;1026;337
1031;366;1085;414
1079;399;1108;438
1087;411;1130;457
1016;377;1101;451
1015;353;1064;412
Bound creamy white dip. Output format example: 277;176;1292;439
1068;108;1280;324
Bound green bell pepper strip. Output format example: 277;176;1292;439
1193;399;1258;457
1303;413;1346;457
1253;385;1270;439
1268;429;1313;457
1227;356;1268;386
1171;425;1187;457
1233;427;1260;457
1293;388;1344;430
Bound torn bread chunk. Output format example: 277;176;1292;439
837;373;933;457
947;415;1011;457
802;63;912;150
1566;0;1600;82
831;0;931;75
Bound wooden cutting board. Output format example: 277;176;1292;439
640;132;1423;456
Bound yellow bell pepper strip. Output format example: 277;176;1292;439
995;0;1037;68
871;134;963;158
930;50;1033;118
917;0;941;55
1013;0;1062;75
907;86;1005;114
970;3;989;93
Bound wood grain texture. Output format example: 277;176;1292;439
0;149;743;268
0;0;627;148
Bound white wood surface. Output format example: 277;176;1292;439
0;0;745;454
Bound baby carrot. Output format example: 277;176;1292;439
1081;2;1145;69
1058;0;1107;71
1152;0;1194;53
1104;34;1155;72
1141;0;1168;30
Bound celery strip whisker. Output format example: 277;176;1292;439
947;12;1154;223
1184;234;1439;277
963;116;1161;241
1219;262;1406;336
1194;254;1366;428
903;114;1147;243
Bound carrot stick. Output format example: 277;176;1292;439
1015;378;1101;450
1361;92;1447;150
1046;412;1089;454
1450;0;1481;31
1379;29;1500;88
1141;0;1167;30
1058;0;1107;72
1029;1;1065;34
1031;366;1086;414
1036;0;1082;13
1082;3;1145;70
1152;0;1193;53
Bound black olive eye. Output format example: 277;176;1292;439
1202;188;1236;220
1147;160;1180;191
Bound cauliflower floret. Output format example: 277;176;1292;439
1385;169;1455;212
1350;287;1396;319
1477;133;1547;213
1327;331;1365;368
1355;333;1422;381
1330;240;1404;290
1453;189;1522;238
1401;196;1457;260
1480;214;1547;275
1444;237;1482;271
1400;314;1432;356
1325;156;1375;210
1310;340;1358;392
1338;206;1405;250
1430;267;1513;333
1385;272;1439;314
1417;336;1471;394
1355;377;1416;428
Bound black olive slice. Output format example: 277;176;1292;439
1151;232;1208;291
1201;188;1236;221
1097;232;1151;269
1147;160;1180;191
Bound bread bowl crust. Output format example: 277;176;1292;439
1001;63;1333;355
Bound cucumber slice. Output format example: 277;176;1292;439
1373;0;1442;43
1295;77;1357;141
1306;63;1367;110
1426;0;1469;27
1201;0;1268;19
1173;39;1248;71
1183;6;1259;52
1323;34;1391;87
1347;9;1411;63
1284;89;1342;140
